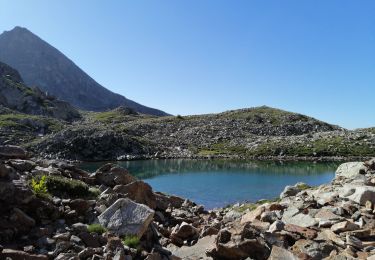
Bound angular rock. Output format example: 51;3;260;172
113;181;156;209
282;212;317;228
280;185;300;199
94;164;136;187
98;198;154;238
331;221;360;233
240;206;265;224
170;222;199;246
340;185;375;205
336;162;366;179
268;246;298;260
0;145;28;159
284;224;317;239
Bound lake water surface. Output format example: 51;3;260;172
80;159;339;209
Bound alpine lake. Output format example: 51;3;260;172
80;159;339;209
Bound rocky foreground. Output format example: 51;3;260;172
1;145;375;259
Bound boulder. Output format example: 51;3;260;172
113;181;156;209
364;158;375;171
331;221;360;233
170;222;199;246
268;246;298;260
339;185;375;205
98;198;154;238
0;145;28;159
10;208;35;230
280;185;300;199
94;164;136;187
336;162;366;179
240;206;265;224
282;212;317;228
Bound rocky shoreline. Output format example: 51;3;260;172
1;145;375;259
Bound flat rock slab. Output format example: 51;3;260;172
282;212;317;228
98;198;154;238
168;235;216;259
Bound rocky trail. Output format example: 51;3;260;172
1;145;375;259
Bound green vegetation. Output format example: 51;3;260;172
45;175;92;198
87;224;107;234
31;175;49;198
122;235;140;249
296;183;311;190
30;175;98;199
176;114;184;120
0;113;63;132
198;142;248;157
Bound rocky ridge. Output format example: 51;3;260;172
0;61;81;121
1;145;375;259
28;106;375;161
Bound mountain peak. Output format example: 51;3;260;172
0;27;168;116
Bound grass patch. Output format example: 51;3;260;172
296;183;311;190
30;175;98;199
197;142;248;157
122;235;140;249
87;224;106;234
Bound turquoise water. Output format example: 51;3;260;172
80;160;339;209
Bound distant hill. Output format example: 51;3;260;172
0;61;80;121
0;26;168;116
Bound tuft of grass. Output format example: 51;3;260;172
122;235;140;249
87;224;107;234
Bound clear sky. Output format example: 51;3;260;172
0;0;374;129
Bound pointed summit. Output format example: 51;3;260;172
0;27;168;115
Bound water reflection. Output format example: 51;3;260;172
81;159;339;179
80;159;339;209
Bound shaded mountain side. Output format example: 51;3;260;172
26;106;375;161
0;26;168;116
0;62;80;121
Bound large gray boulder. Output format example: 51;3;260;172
98;198;154;238
339;185;375;205
335;162;366;179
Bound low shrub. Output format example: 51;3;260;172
31;175;49;197
45;175;89;198
87;224;106;234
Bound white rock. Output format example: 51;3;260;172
98;198;154;238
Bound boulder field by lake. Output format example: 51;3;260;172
1;145;375;259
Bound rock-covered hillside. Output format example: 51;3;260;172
0;61;80;121
0;26;168;116
28;106;375;161
1;145;375;259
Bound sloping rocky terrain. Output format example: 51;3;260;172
29;106;375;161
1;145;375;259
0;26;168;116
0;61;80;121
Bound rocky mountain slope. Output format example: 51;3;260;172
0;61;80;121
1;145;375;259
28;106;375;161
0;26;168;116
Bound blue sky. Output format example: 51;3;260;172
0;0;374;129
